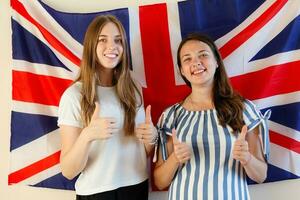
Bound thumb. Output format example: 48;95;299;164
172;128;179;144
91;102;100;121
145;105;152;124
238;125;248;140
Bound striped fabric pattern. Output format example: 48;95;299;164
158;100;269;200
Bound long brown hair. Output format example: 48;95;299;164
177;33;245;132
76;15;142;135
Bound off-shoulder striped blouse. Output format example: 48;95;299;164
157;99;271;200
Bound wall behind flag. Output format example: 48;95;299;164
1;0;300;200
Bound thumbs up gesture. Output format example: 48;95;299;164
83;102;117;141
172;129;191;164
135;105;158;145
233;125;252;166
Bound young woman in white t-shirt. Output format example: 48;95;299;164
58;15;157;200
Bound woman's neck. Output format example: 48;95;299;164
190;85;213;103
184;85;214;111
97;68;114;87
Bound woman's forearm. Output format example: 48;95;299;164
154;153;180;190
243;154;267;183
60;130;91;180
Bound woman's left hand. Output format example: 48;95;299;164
233;125;252;166
135;105;158;145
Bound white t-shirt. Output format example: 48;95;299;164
57;82;148;195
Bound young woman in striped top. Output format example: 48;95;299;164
154;33;270;200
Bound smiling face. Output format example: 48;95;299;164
96;22;124;70
179;40;218;88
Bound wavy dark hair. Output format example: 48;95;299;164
76;15;142;135
177;33;245;132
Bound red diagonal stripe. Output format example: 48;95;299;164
230;61;300;100
8;151;60;184
12;70;72;106
270;130;300;154
11;0;81;67
219;0;288;59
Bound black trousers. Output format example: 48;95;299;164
76;179;148;200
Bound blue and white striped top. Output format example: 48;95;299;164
158;99;271;200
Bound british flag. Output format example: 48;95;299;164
10;0;300;190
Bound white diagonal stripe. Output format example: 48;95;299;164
12;10;80;74
20;0;83;58
224;0;300;77
216;1;275;47
269;121;300;142
253;91;300;110
246;50;300;74
16;164;61;185
12;100;58;117
10;129;61;172
269;143;300;176
13;59;75;80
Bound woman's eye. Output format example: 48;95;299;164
98;38;106;43
115;38;122;43
183;58;191;63
199;53;209;58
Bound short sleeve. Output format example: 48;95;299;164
156;104;180;161
157;104;181;135
57;84;83;128
243;99;271;160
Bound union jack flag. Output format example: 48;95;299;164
10;0;300;190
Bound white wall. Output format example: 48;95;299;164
1;0;299;199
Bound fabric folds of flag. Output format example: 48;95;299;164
10;0;300;190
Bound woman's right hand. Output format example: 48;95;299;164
82;102;117;141
172;129;191;164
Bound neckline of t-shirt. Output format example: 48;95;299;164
75;81;115;89
97;85;116;90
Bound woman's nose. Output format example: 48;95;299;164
191;58;201;68
107;40;116;50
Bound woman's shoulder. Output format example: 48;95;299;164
60;82;82;102
161;103;182;116
243;99;259;111
242;99;264;123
